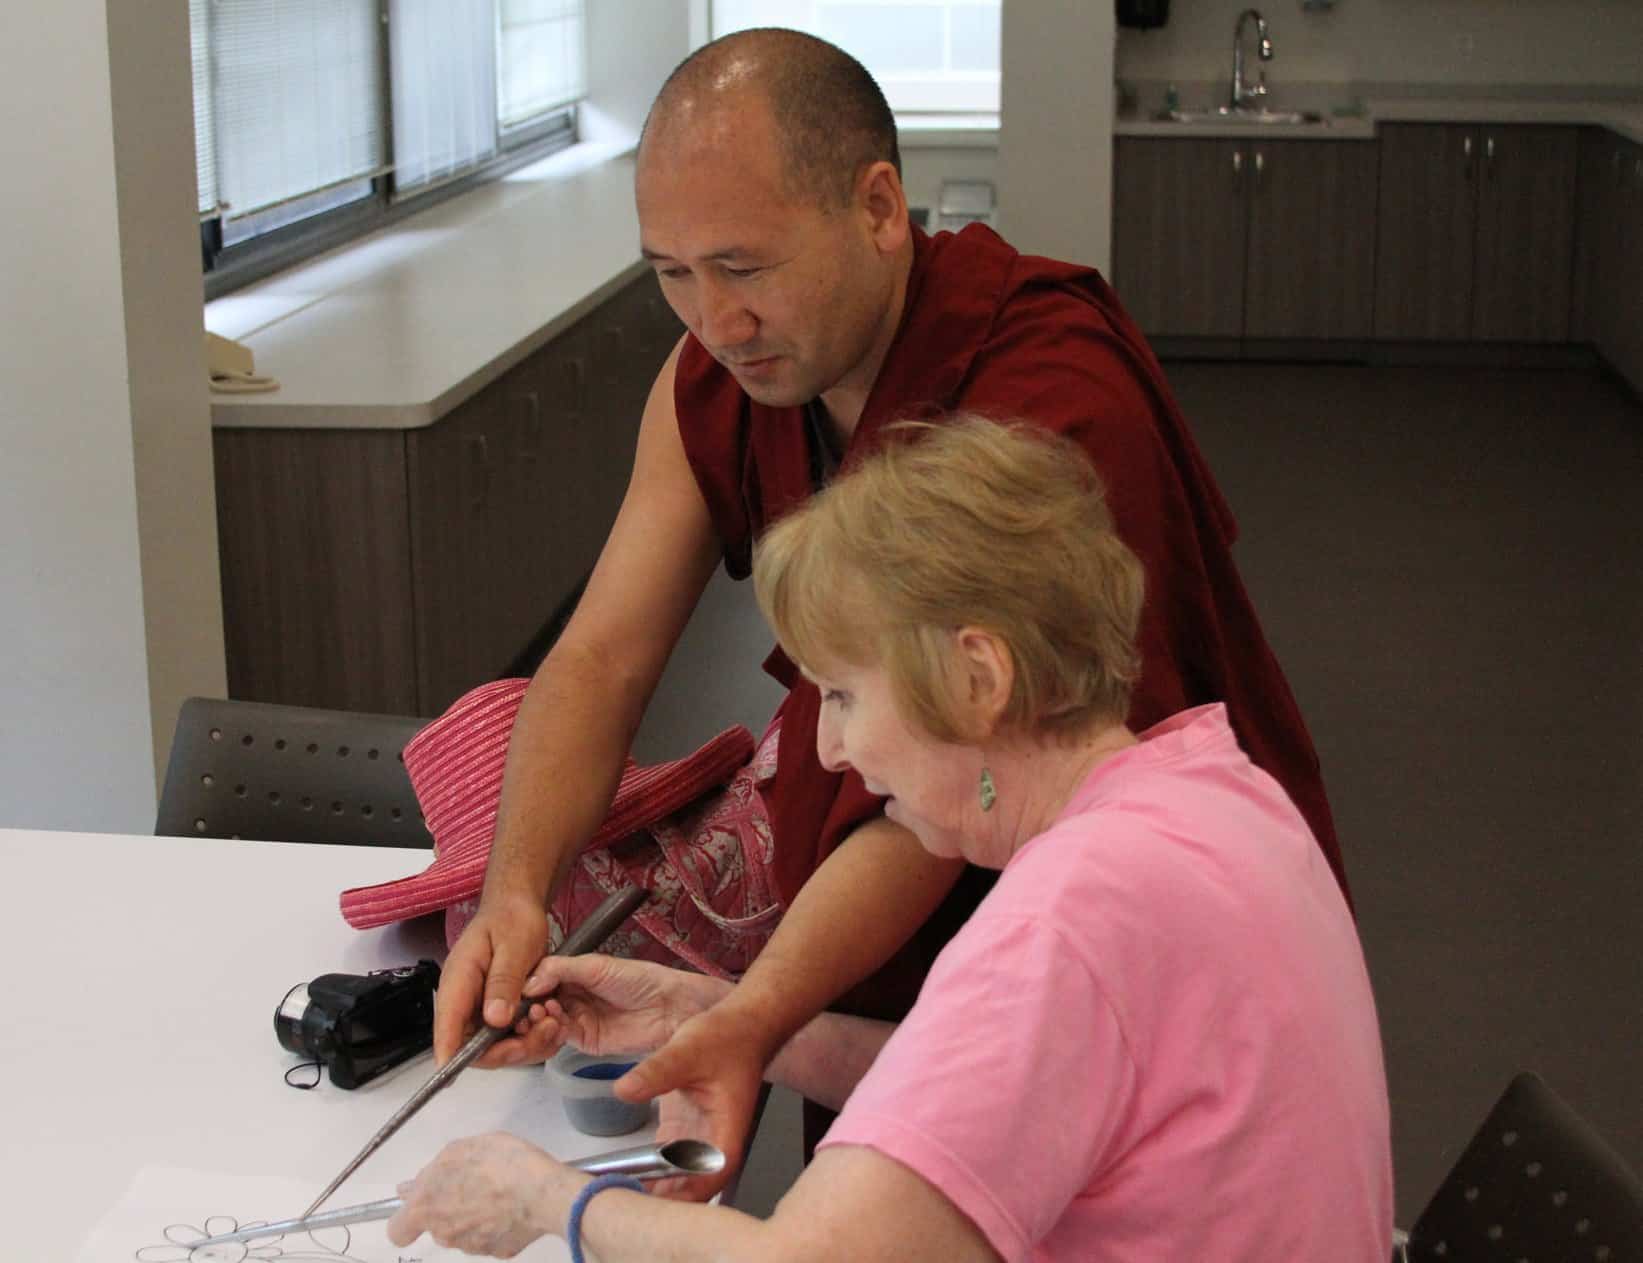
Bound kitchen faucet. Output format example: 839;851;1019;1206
1230;9;1273;112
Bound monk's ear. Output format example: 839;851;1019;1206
857;160;909;255
953;626;1013;740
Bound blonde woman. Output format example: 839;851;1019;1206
390;415;1393;1262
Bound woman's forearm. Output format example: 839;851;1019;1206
576;1187;784;1263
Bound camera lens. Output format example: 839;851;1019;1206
274;982;330;1058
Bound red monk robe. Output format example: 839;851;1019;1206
675;222;1344;1034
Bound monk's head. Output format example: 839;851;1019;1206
637;29;913;411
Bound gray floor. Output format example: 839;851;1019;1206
630;363;1643;1222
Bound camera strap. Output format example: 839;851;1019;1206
284;1060;323;1090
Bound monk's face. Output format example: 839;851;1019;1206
637;101;904;410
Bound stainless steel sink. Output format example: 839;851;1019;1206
1156;106;1325;125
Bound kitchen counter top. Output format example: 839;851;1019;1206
1115;111;1376;140
206;141;649;431
1116;93;1643;144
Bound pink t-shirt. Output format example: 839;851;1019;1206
818;704;1392;1262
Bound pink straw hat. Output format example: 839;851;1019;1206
340;678;755;930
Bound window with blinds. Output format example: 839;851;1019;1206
191;0;586;281
498;0;586;133
713;0;1002;115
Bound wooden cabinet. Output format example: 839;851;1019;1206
1375;123;1578;342
216;430;419;714
1575;128;1643;393
215;272;683;716
1244;141;1378;339
1372;125;1476;340
1112;137;1376;341
1112;138;1246;338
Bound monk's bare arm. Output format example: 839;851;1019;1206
434;337;723;1062
720;816;961;1059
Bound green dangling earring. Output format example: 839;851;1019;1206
978;766;997;812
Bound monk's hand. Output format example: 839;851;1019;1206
387;1132;571;1258
614;1003;776;1202
433;892;552;1068
517;952;733;1058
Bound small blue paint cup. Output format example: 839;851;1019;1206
546;1046;652;1136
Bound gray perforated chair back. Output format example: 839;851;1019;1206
1402;1072;1643;1262
157;697;433;847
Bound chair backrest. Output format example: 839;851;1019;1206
157;697;433;848
1406;1071;1643;1261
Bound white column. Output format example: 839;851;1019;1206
107;0;229;787
998;3;1117;273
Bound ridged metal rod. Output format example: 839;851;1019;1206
299;884;649;1219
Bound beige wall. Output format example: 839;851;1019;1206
1117;0;1643;89
1;2;156;828
583;0;701;149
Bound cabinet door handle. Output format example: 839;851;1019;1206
1486;135;1496;165
1255;149;1265;185
1232;148;1243;190
520;392;542;461
564;357;586;417
465;433;490;513
1463;133;1475;181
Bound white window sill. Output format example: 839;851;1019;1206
898;113;1000;148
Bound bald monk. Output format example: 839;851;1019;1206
433;27;1345;1189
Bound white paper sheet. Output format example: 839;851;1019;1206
76;1166;573;1262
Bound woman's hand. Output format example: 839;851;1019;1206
517;954;766;1201
627;1004;774;1201
515;952;732;1057
385;1132;572;1258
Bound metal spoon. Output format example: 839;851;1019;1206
189;1138;724;1249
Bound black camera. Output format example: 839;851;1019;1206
274;960;441;1089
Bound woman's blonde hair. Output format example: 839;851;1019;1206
753;414;1145;743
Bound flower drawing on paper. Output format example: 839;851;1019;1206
135;1215;368;1262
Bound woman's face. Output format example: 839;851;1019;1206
810;658;979;860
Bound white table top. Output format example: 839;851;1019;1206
0;828;651;1258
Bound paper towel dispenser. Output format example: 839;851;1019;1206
1117;0;1170;29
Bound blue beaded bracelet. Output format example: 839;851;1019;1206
567;1172;646;1263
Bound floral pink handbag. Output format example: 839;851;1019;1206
340;678;786;979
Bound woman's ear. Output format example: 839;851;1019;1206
953;626;1014;738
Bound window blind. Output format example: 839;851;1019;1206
389;0;498;193
497;0;586;131
190;0;218;216
206;0;386;220
189;0;587;270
